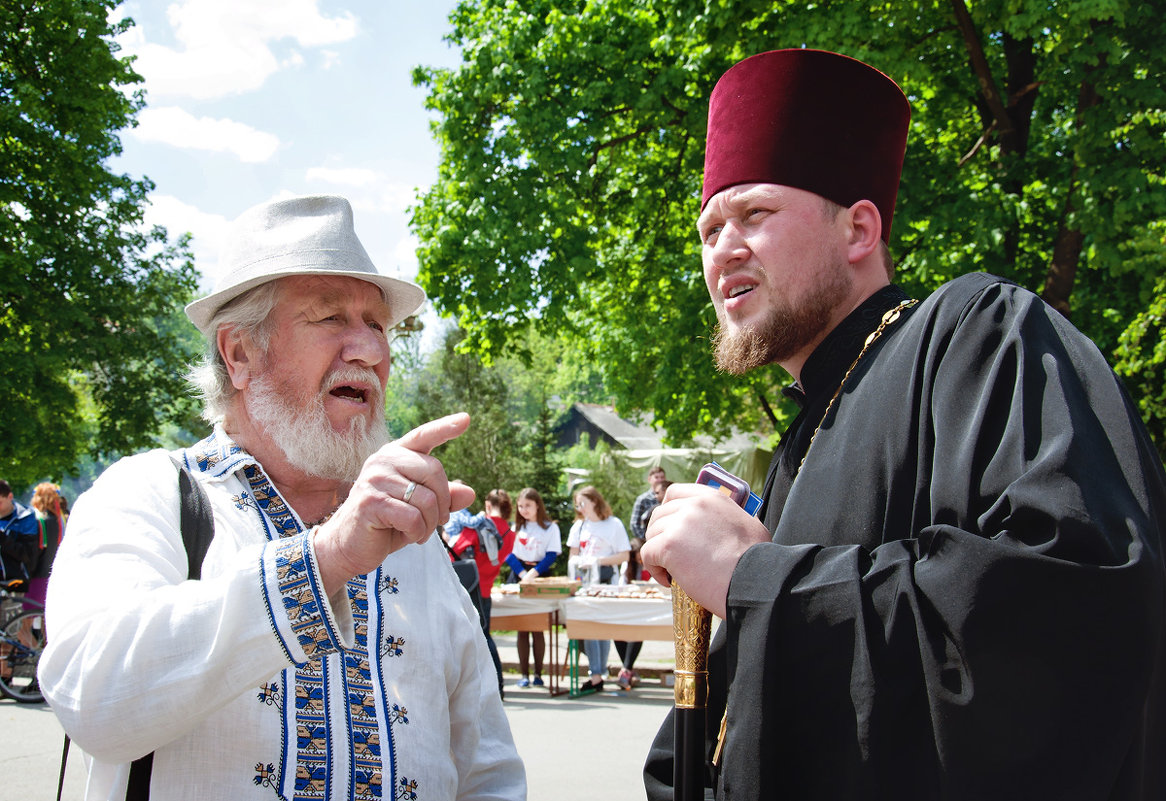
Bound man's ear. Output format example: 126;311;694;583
217;326;257;391
845;200;883;265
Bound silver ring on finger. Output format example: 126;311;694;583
402;480;418;503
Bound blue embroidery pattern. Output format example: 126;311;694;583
294;671;329;797
295;761;329;797
233;491;259;512
257;681;283;711
387;704;408;726
273;537;337;661
244;465;300;538
379;575;399;595
396;778;419;800
346;580;384;801
381;635;405;659
254;762;279;789
190;432;244;473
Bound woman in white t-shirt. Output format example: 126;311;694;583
504;488;561;687
566;486;631;693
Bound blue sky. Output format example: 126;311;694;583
110;0;463;340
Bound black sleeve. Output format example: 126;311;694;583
653;279;1166;800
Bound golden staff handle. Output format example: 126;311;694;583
672;580;712;801
672;580;712;707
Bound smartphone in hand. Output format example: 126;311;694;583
695;462;763;516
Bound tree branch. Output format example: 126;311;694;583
1041;75;1101;318
950;0;1014;137
958;118;997;168
587;120;674;171
757;392;780;431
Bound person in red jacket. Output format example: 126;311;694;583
451;488;515;696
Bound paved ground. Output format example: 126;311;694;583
3;631;677;800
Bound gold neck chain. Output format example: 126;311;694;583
712;296;918;770
798;298;918;473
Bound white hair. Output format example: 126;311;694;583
186;281;283;424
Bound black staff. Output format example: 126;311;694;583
672;581;712;801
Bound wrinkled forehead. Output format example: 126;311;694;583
276;275;391;314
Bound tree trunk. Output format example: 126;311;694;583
1040;76;1101;318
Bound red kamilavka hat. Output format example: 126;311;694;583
702;49;910;242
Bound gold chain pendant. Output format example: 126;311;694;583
799;299;917;473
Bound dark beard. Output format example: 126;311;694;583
712;265;851;374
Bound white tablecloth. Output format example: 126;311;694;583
490;591;563;617
490;591;673;627
561;595;672;627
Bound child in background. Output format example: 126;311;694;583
505;488;561;687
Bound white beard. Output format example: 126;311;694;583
246;367;389;482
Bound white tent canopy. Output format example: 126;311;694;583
611;446;773;496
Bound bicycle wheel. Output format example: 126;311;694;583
0;591;43;627
0;609;46;703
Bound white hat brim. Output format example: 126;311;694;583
185;265;426;337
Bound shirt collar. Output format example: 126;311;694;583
184;424;258;479
785;284;910;407
1;500;31;522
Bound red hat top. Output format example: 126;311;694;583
702;49;910;242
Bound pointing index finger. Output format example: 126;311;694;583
394;412;471;455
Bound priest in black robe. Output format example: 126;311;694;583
642;49;1166;801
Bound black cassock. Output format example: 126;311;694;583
645;273;1166;800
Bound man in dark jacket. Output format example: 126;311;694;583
0;479;39;583
642;49;1166;800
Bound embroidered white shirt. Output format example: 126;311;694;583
39;428;525;801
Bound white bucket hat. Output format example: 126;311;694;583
184;195;426;336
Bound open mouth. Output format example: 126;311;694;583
727;284;755;299
330;385;368;403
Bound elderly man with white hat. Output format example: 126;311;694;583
39;196;526;801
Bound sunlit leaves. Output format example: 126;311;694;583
412;0;1165;454
0;1;200;489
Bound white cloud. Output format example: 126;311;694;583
393;234;421;277
166;0;358;49
303;166;420;216
377;183;422;213
305;166;379;186
117;0;359;100
142;195;230;288
127;38;280;99
132;107;281;162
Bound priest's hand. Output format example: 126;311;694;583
313;413;477;599
641;483;771;619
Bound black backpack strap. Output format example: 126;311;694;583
56;733;71;801
123;456;215;800
169;455;214;581
125;753;153;801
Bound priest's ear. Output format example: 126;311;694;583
844;199;883;266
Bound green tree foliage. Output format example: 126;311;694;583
383;318;430;440
412;0;1166;455
1114;267;1166;452
560;440;640;527
407;325;570;511
0;1;200;490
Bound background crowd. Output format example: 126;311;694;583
0;480;67;601
440;465;671;694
